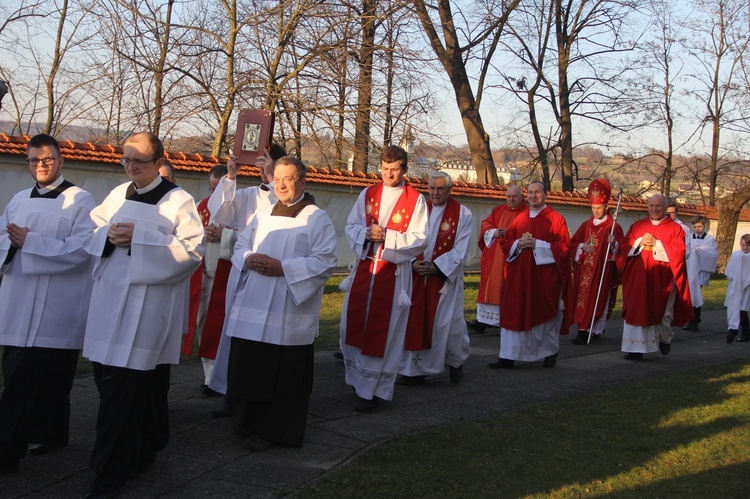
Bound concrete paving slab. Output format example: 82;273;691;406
3;308;750;498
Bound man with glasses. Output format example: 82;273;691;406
204;143;286;416
82;132;203;497
0;134;95;473
222;156;337;451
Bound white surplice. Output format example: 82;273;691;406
206;177;277;393
725;250;750;330
340;184;429;401
399;202;472;376
686;233;718;307
83;181;204;370
225;202;337;346
0;181;95;349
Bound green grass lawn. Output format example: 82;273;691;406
315;273;729;348
300;358;750;498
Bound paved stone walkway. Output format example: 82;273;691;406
3;308;749;498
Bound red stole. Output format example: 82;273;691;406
181;197;231;358
404;198;461;350
345;182;421;357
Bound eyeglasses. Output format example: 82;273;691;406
273;176;299;184
26;157;57;166
120;157;155;167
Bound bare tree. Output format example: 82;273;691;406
554;0;639;192
412;0;521;185
499;0;556;189
683;0;748;206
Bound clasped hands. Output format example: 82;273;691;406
205;223;223;243
412;259;437;276
6;223;29;247
245;253;282;276
108;223;134;247
366;224;386;242
641;233;656;248
517;232;537;250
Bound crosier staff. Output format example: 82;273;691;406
587;187;623;344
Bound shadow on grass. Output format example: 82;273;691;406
300;360;750;498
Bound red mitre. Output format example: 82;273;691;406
588;178;611;205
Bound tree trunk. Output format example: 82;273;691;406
45;0;69;134
715;188;750;273
556;4;574;193
352;0;376;174
453;79;497;185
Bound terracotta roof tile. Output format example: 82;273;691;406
2;134;748;220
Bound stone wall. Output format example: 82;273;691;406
2;154;747;269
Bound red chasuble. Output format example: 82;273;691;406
617;217;693;327
345;182;422;358
563;214;624;331
499;206;570;332
404;197;462;351
181;196;232;358
477;203;529;305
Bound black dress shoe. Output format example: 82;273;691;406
727;329;738;344
27;441;68;455
466;320;487;333
570;330;588;345
243;435;273;452
659;342;671;355
682;321;694;331
543;353;557;368
84;479;124;499
0;457;19;473
333;351;344;360
211;398;231;418
449;365;464;384
736;332;750;343
200;384;222;397
623;353;644;360
487;358;514;369
355;396;379;412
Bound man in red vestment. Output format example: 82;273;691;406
489;181;570;369
181;165;234;394
618;194;693;360
565;178;624;344
468;185;527;332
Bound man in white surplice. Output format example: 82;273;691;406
0;134;95;473
224;156;337;452
82;132;203;496
683;215;718;332
205;144;285;413
339;145;429;412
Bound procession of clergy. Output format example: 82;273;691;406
2;132;745;498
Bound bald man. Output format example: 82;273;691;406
469;185;528;333
617;194;693;360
